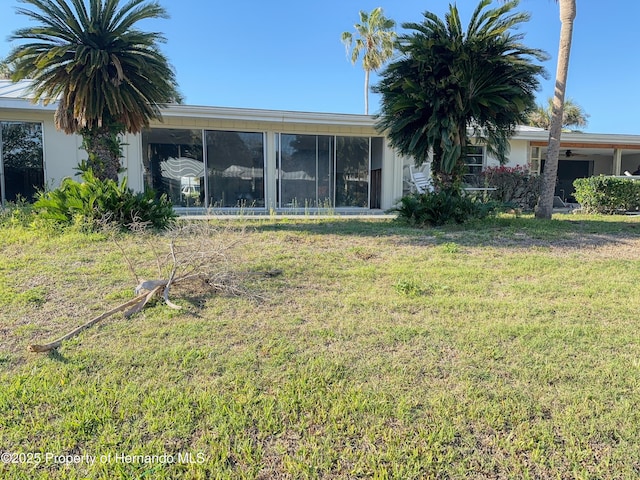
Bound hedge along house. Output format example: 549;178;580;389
4;79;640;209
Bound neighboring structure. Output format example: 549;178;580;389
3;79;640;209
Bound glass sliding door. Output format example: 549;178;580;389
278;134;333;208
277;133;371;209
335;136;369;208
206;130;264;208
0;121;44;203
142;128;204;207
280;134;316;208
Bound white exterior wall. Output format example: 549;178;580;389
484;139;530;169
45;124;84;187
121;132;143;192
382;141;404;207
502;139;530;169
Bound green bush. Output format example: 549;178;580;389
392;189;498;226
573;176;640;214
34;170;176;230
477;165;542;210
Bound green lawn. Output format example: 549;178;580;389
2;214;640;479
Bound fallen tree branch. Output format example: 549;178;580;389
27;222;258;353
125;285;164;317
27;292;150;353
163;237;182;310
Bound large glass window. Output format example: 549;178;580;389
335;136;369;208
206;131;264;208
142;128;378;210
278;134;333;208
142;128;204;207
0;121;44;203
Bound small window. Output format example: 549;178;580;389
529;146;542;174
463;145;484;180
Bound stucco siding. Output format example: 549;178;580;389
503;139;530;169
43;122;83;187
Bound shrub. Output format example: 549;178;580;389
34;170;176;230
392;189;498;226
477;165;542;210
573;176;640;214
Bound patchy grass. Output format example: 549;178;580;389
2;214;640;478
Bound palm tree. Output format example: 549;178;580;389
0;58;12;79
527;97;588;131
341;7;396;115
534;0;576;219
375;0;546;188
7;0;179;181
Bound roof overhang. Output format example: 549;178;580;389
516;129;640;150
0;96;57;112
160;104;376;128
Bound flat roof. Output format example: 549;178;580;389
2;79;640;146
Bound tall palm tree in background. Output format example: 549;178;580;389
375;0;546;188
527;97;588;131
0;58;12;79
533;0;576;219
8;0;179;181
341;7;396;115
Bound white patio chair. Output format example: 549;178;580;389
409;165;431;194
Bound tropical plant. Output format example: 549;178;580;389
533;0;576;219
374;0;546;190
34;169;176;230
341;7;396;115
392;189;498;227
527;97;588;131
7;0;180;181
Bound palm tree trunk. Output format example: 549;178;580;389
80;127;123;182
364;69;370;115
535;0;576;219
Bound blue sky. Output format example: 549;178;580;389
0;0;638;134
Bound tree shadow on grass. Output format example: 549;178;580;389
224;215;640;250
46;349;70;363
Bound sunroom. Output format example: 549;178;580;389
140;105;402;213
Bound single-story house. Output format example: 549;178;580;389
3;79;640;211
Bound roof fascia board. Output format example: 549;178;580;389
161;104;376;127
0;97;57;111
516;130;640;147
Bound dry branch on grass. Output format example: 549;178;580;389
28;221;259;353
